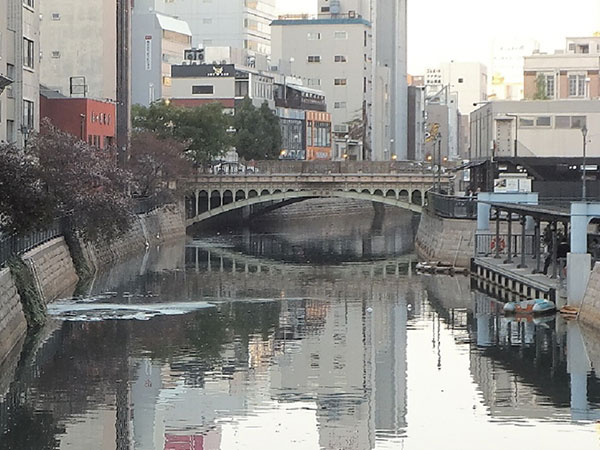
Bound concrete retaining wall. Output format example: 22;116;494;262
83;204;185;271
579;266;600;329
22;237;79;303
0;268;27;366
415;210;476;268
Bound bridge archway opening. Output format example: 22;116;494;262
235;190;246;201
374;189;384;196
386;190;396;198
248;190;258;198
411;190;422;205
260;189;270;196
361;189;371;195
210;190;222;209
273;189;282;194
198;190;209;214
223;190;233;206
399;190;409;202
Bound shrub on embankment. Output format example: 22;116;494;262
7;258;46;330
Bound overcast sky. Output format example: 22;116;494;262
276;0;600;74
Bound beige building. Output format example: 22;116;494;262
271;17;373;160
0;0;40;147
39;1;117;100
524;36;600;100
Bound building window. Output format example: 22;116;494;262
543;74;554;98
23;38;34;69
23;100;34;129
51;51;60;58
307;55;321;63
307;78;321;86
6;64;15;98
334;124;349;133
334;78;347;86
571;116;587;129
51;12;60;20
307;121;313;147
7;120;14;143
568;74;586;97
334;55;347;63
320;6;330;12
555;116;571;129
535;116;551;127
23;0;33;8
334;31;347;40
192;85;214;94
307;32;321;40
334;102;346;109
518;117;534;127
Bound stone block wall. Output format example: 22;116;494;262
415;210;477;268
83;204;186;271
580;266;600;329
21;237;79;303
0;268;27;366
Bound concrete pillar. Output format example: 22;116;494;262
567;322;591;420
567;253;591;306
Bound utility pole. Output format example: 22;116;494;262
116;0;131;167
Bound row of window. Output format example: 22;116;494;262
307;55;348;63
538;73;589;98
518;115;587;129
307;121;331;148
191;83;272;99
308;31;348;40
90;112;111;126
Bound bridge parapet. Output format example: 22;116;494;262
181;173;452;226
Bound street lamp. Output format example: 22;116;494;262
582;125;588;201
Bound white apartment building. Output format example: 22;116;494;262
131;10;192;106
271;17;372;160
0;0;40;147
490;39;539;101
39;1;116;100
524;36;600;101
138;0;276;58
425;61;488;116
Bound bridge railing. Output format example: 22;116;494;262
474;233;536;258
427;192;477;219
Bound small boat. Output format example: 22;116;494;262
503;299;556;315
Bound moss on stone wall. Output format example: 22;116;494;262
63;228;93;282
7;258;46;330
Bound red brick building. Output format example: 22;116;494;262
40;87;116;148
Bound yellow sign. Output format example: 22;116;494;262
425;123;440;143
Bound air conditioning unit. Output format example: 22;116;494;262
348;10;356;18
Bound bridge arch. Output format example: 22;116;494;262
185;189;424;227
235;190;245;201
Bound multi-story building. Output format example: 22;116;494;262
131;10;192;106
524;36;600;100
39;2;117;100
0;0;40;147
271;15;372;161
40;87;116;149
169;63;275;112
407;85;425;161
490;39;539;101
273;0;407;161
138;0;276;59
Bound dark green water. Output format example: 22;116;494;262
1;208;600;450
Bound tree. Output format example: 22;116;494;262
31;122;133;241
233;97;281;160
0;144;55;234
534;74;549;100
132;101;232;166
129;131;192;197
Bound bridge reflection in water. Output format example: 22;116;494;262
1;237;600;448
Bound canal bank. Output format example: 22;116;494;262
0;204;185;365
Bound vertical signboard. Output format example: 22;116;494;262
144;35;152;71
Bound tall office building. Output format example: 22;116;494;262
273;0;407;161
0;0;40;148
138;0;276;58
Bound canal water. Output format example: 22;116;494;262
2;207;600;449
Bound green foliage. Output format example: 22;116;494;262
533;74;549;100
133;101;232;166
8;257;47;330
233;97;282;160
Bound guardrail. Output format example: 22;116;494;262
474;233;536;258
427;192;477;219
0;217;69;268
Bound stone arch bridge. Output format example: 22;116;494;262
182;173;449;227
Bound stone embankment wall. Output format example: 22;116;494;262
579;266;600;329
22;237;79;303
0;268;27;366
0;204;185;367
415;210;477;268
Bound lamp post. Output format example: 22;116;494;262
582;125;588;201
